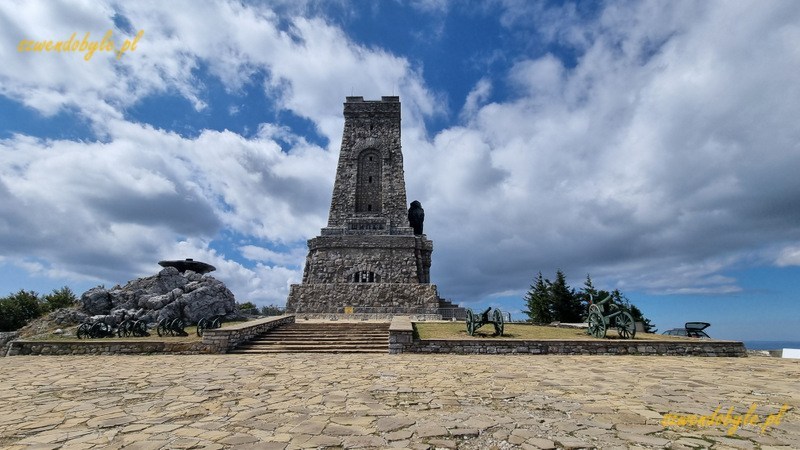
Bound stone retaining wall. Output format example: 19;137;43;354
387;318;746;356
7;339;212;356
201;315;295;352
1;331;19;357
5;316;296;356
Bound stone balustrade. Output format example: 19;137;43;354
201;315;295;352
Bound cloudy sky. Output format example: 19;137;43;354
2;1;799;341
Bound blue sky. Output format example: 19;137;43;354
1;1;799;342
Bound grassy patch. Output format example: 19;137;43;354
414;322;684;341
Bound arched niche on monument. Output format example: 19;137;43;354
355;148;382;213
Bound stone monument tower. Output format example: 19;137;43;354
285;96;440;314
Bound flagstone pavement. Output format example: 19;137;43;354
0;354;797;449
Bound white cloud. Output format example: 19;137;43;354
402;0;800;299
776;246;800;267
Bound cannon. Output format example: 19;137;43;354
586;294;636;339
117;318;149;338
196;315;223;337
465;307;504;336
156;317;188;337
76;321;115;339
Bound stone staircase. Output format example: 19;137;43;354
229;322;390;354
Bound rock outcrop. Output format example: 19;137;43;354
78;267;236;324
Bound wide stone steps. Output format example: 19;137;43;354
230;322;390;354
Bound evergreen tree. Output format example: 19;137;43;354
0;290;44;331
550;270;583;322
523;272;552;323
581;274;598;318
43;286;77;311
629;304;657;333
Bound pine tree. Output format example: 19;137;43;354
581;274;598;318
523;272;552;323
629;304;657;333
550;270;583;323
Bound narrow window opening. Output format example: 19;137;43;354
356;149;381;213
352;271;378;283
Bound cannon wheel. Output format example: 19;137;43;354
118;321;131;338
156;319;168;337
90;322;106;339
588;304;602;316
133;320;148;337
587;311;606;338
196;318;207;337
466;309;475;336
172;318;188;336
616;311;636;339
493;308;504;336
77;323;90;339
210;316;222;329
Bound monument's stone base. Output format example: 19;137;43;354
302;234;432;284
286;283;440;313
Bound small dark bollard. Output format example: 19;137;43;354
465;307;505;336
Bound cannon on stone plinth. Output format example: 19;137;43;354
586;294;636;339
465;307;504;336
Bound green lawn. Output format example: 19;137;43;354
414;322;683;341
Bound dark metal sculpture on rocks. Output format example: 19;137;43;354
408;200;425;235
465;307;505;336
586;294;636;339
196;315;223;336
158;258;216;274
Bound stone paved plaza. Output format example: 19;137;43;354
0;354;797;449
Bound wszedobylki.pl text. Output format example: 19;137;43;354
18;30;143;61
662;403;789;436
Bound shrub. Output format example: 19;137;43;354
43;286;78;311
0;290;44;331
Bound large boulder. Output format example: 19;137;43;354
77;267;236;325
80;287;113;315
